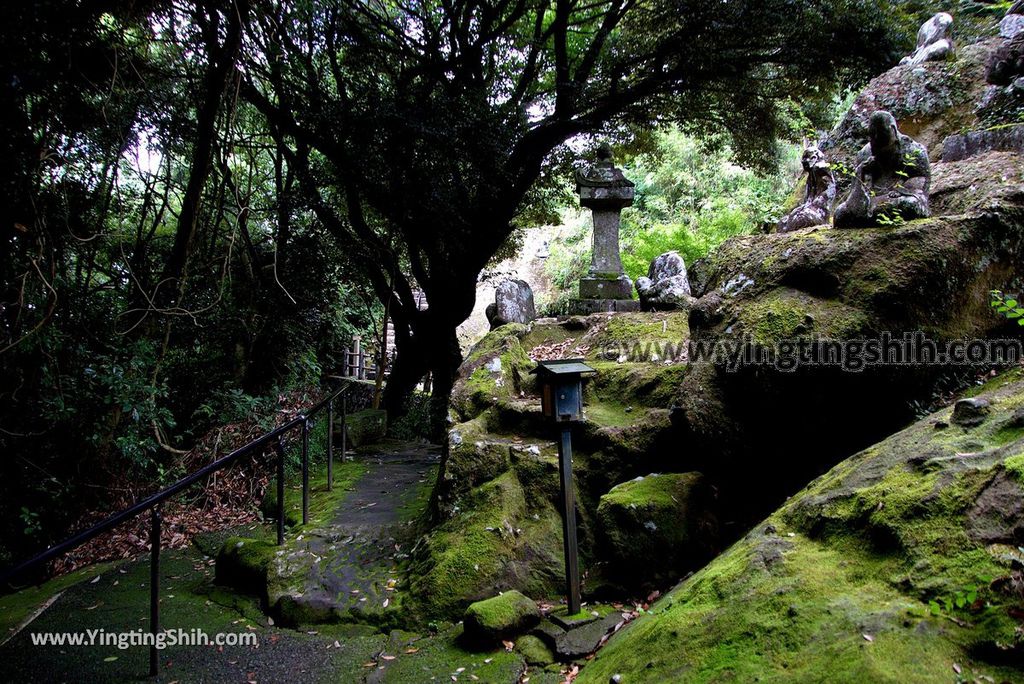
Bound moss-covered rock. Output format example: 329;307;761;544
463;590;542;645
452;323;537;421
576;369;1024;683
407;470;565;620
343;408;387;448
515;633;556;666
597;473;718;588
215;536;278;601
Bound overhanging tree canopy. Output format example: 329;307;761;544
241;0;904;431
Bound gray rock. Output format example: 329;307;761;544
940;124;1024;162
899;13;954;66
552;613;623;659
1001;13;1024;40
951;397;991;427
987;32;1024;86
487;279;536;329
635;251;694;311
966;471;1024;543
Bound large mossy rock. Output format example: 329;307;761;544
679;204;1024;528
577;369;1024;683
412;313;695;618
406;468;566;620
597;473;718;588
462;590;542;645
343;408;387;448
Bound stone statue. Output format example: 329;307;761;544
834;111;931;228
636;251;694;311
777;143;836;233
900;13;954;66
988;32;1024;86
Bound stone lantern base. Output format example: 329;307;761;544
568;298;641;314
569;274;639;314
568;275;637;314
578;274;634;300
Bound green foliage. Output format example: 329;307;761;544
927;581;989;618
990;290;1024;326
546;128;797;291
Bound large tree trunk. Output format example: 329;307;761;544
381;289;468;442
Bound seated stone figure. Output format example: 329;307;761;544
777;143;836;233
900;13;954;66
834;111;931;228
636;251;694;311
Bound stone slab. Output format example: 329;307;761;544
567;299;641;315
579;276;633;300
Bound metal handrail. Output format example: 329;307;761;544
0;381;355;676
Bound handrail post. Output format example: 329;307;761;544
341;395;347;463
327;399;334;491
149;504;162;677
301;418;310;526
275;438;286;545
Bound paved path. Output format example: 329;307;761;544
275;443;441;623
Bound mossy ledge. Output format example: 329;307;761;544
576;368;1024;683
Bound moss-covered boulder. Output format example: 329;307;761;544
463;590;542;645
576;369;1024;683
451;323;537;421
214;536;278;601
515;633;556;666
680;202;1023;526
342;408;387;448
407;469;566;620
597;473;718;588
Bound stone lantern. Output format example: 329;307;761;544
572;143;640;313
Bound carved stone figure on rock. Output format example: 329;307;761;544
988;32;1024;86
636;251;694;311
900;13;954;66
777;143;836;233
485;279;536;329
834;111;931;228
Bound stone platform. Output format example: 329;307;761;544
579;275;633;300
568;298;641;315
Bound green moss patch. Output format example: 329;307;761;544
408;471;564;621
577;370;1024;683
463;590;541;644
596;473;717;587
735;287;869;346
